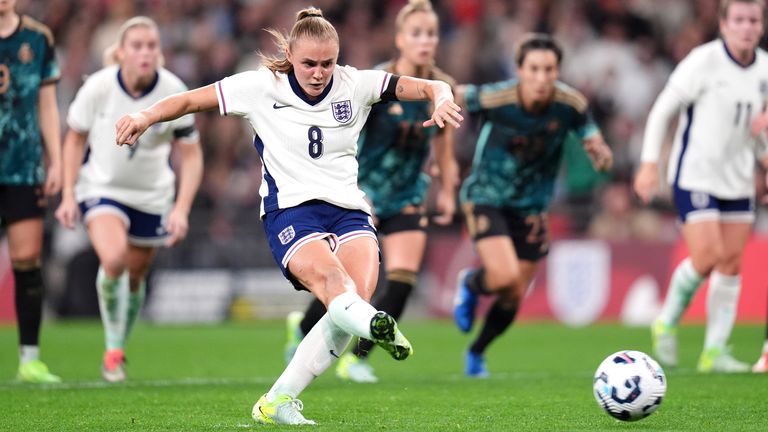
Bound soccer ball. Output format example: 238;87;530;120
593;350;666;422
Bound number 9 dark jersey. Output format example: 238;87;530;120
0;16;59;186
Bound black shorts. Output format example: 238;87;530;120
0;185;46;227
377;211;428;236
463;203;549;261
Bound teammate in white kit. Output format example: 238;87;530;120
115;7;462;425
55;17;203;382
634;0;766;373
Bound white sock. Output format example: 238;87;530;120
266;313;351;401
20;345;39;364
97;267;129;351
762;340;768;354
124;279;146;343
657;258;704;326
327;291;378;340
704;271;740;351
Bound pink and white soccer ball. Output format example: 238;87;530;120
593;350;667;421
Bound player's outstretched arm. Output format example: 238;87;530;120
115;85;218;146
394;76;463;129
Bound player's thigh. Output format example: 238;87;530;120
126;244;158;283
337;236;380;301
86;214;129;268
6;218;44;263
681;220;723;273
474;235;520;290
288;239;350;305
717;222;752;274
381;230;427;273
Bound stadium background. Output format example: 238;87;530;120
2;0;767;326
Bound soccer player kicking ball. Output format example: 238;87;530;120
286;0;459;385
115;7;462;425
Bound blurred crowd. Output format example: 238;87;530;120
17;0;768;270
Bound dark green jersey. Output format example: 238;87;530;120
0;16;59;185
357;63;455;219
460;79;599;213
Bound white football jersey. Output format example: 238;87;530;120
215;65;393;216
68;66;199;214
666;40;768;198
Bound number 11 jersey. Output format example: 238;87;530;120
666;40;768;199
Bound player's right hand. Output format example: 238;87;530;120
115;112;151;146
55;195;80;230
751;113;768;138
633;162;659;205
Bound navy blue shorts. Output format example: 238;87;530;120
79;197;168;246
672;185;754;224
263;200;378;290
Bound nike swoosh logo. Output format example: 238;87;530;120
273;103;291;109
329;350;340;358
344;302;357;310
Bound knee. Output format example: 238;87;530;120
100;252;127;276
312;264;356;300
690;246;724;275
485;267;519;292
715;251;743;275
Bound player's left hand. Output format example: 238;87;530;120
424;100;463;129
433;188;456;225
115;112;151;146
165;207;189;247
584;137;613;172
44;162;62;196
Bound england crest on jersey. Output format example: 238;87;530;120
332;100;352;123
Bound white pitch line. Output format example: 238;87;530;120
0;375;275;391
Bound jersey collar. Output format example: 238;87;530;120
117;68;160;99
0;14;22;40
721;39;757;68
288;71;334;106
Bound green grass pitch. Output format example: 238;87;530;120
0;320;766;431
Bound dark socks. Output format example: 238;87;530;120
14;267;44;346
469;299;519;355
467;268;490;295
354;270;416;358
300;298;326;336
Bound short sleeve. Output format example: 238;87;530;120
215;70;264;117
40;33;59;84
352;67;392;106
67;75;99;133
